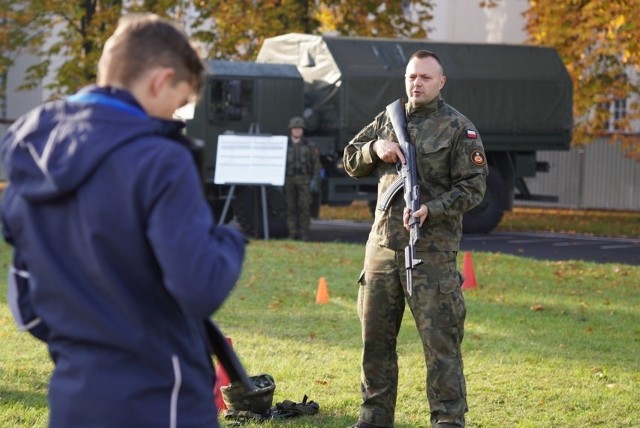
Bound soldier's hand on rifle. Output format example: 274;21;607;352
403;204;428;229
373;139;406;164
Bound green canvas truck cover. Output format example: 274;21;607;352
257;33;572;152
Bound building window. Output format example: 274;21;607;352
604;98;627;132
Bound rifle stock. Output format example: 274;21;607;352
204;319;256;391
385;99;423;296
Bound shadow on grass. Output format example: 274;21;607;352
0;387;48;427
217;281;639;365
463;295;640;368
0;386;48;409
221;413;420;428
216;286;639;378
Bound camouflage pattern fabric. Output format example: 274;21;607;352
285;136;321;239
344;96;488;251
343;96;486;428
357;244;467;427
220;374;276;414
285;175;312;239
286;136;320;177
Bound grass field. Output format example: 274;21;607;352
1;237;639;427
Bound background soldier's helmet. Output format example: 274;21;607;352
288;116;305;129
220;374;276;414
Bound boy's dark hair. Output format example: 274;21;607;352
98;14;206;95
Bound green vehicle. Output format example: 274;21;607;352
186;33;572;237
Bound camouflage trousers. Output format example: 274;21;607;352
284;175;312;239
356;241;468;427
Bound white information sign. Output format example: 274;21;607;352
213;134;288;186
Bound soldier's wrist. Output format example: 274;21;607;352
370;141;379;160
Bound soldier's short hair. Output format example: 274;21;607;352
409;50;444;73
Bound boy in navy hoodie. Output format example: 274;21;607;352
1;14;246;428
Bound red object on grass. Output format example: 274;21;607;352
212;337;233;411
461;251;477;290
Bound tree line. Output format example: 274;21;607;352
1;0;637;156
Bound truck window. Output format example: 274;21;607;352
210;79;253;121
371;43;407;69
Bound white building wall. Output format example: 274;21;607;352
5;53;44;119
430;0;528;44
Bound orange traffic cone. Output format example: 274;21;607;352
461;251;477;290
316;276;329;304
213;337;233;412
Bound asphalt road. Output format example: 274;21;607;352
308;219;640;266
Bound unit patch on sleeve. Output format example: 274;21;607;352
466;129;477;139
470;150;486;166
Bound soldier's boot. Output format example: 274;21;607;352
432;414;464;427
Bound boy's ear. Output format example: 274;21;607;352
149;67;176;96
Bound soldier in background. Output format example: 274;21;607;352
284;116;321;240
343;50;487;427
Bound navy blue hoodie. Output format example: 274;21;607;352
1;86;246;428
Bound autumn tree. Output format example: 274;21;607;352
1;1;433;98
0;1;123;98
190;0;319;61
314;0;432;39
191;0;433;61
0;1;196;99
523;0;640;159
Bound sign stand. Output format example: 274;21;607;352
214;133;288;240
217;185;270;240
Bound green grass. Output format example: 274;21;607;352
1;240;639;427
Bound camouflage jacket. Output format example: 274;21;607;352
286;137;321;178
343;96;487;251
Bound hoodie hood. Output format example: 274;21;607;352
1;86;185;202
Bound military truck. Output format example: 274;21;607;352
186;33;573;237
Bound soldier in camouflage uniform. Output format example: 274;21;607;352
285;116;321;240
343;50;487;428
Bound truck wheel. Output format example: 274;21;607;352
310;191;321;219
233;186;289;239
463;166;506;234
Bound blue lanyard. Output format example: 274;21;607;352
67;92;147;118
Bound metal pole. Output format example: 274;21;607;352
260;186;269;240
218;185;235;226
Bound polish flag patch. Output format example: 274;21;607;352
466;129;477;139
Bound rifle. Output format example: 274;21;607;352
378;99;423;296
204;319;256;391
